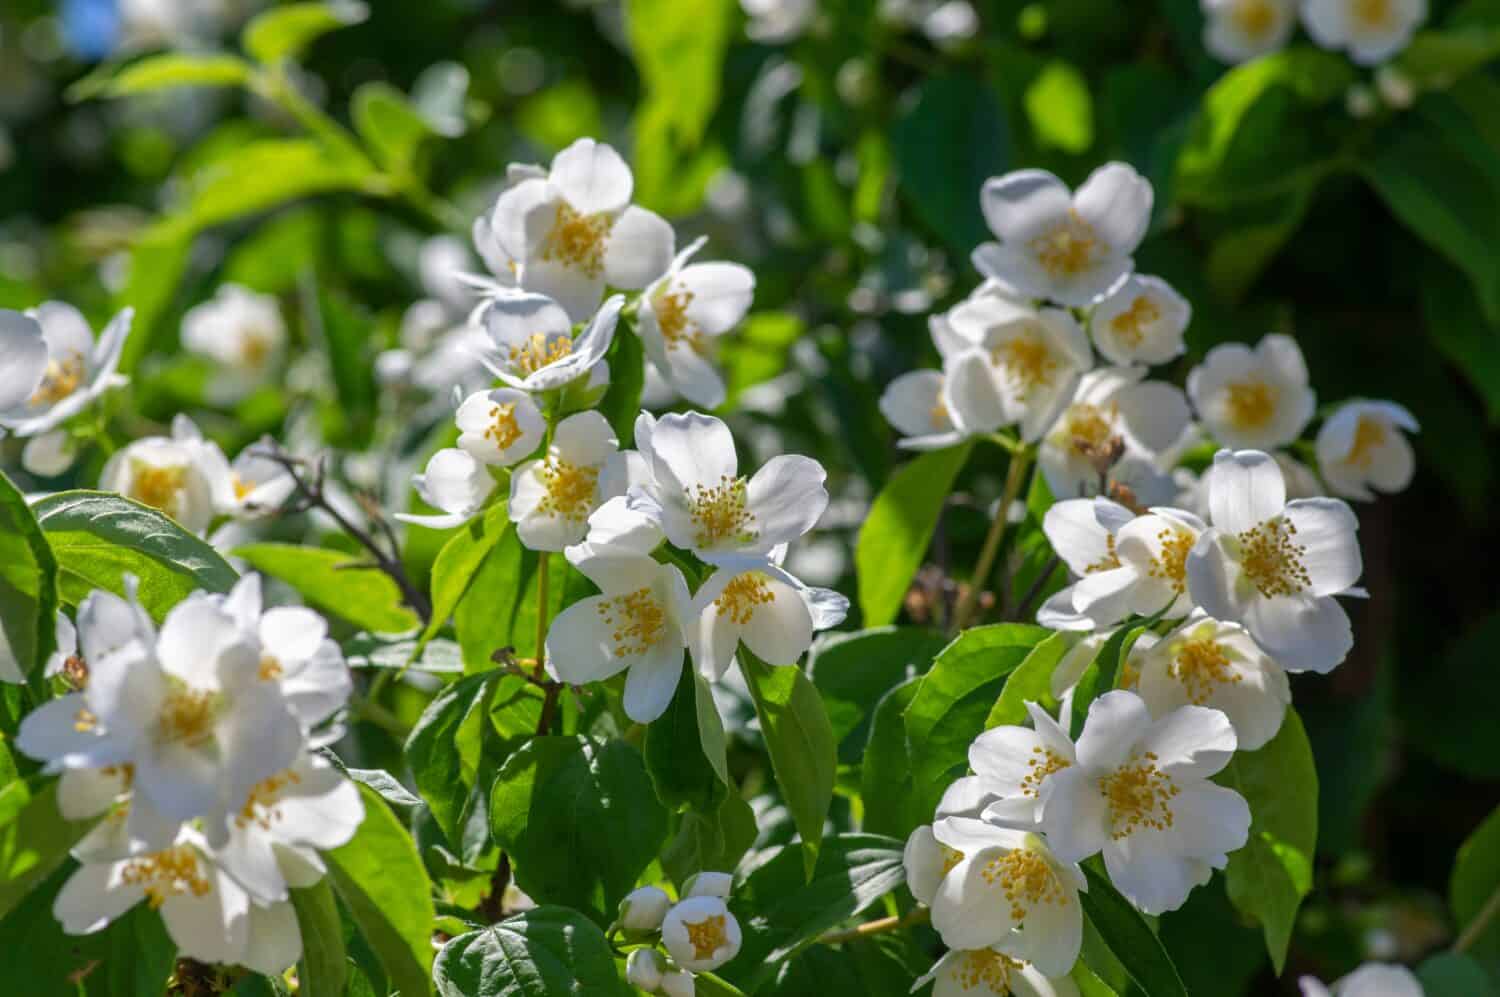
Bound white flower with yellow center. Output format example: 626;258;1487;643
1187;334;1315;450
203;436;296;522
878;307;1009;450
1038;690;1249;915
1088;275;1190;367
181;285;286;404
0;303;131;438
545;548;692;723
1201;0;1297;62
1136;612;1290;751
1315;400;1418;501
628;411;829;563
964;701;1080;827
1036;497;1136;632
509;411;625;552
1053;502;1207;632
661;895;743;973
483;138;675;321
397;448;497;530
944;294;1094;442
98;417;222;535
637;237;755;409
1299;963;1424;997
470;163;547;293
914;948;1081;997
1186;449;1362;674
1302;0;1426;64
688;555;848;680
476;291;621;393
972;164;1153;307
1038;367;1194;506
455;387;546;466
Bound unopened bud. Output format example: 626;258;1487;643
1345;83;1378;119
661;971;695;997
625;948;666;992
683;871;733;900
1375;66;1416;110
618;886;671;934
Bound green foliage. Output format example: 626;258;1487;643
353;82;435;176
597;319;648;444
234;543;419;632
432;907;630;997
985;631;1068;728
646;664;732;811
290;880;349;997
242;1;370;64
0;783;93;922
809;626;947;763
0;470;58;681
422;506;513;649
407;671;503;846
1452;804;1500;973
859;677;927;839
80;53;252;100
1419;953;1499;997
1078;864;1190;997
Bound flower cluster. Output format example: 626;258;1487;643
1201;0;1426;66
9;575;363;972
618;873;744;997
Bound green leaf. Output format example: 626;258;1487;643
77;53;252;100
345;632;464;674
0;470;58;680
353;82;434;175
646;663;730;811
454;533;573;669
33;490;237;620
325;783;436;997
422;507;512;648
432;907;630;997
1418;952;1498;997
1024;59;1095;155
1158;876;1268;997
855;443;972;628
662;791;758;887
767;939;919;997
1421;257;1500;426
596;318;647;444
1069;624;1140;739
242;1;369;64
406;672;500;845
291;879;349;997
809;625;947;763
1451;803;1500;971
741;650;837;874
986;631;1069;729
719;313;805;409
489;736;667;921
1394;24;1500;88
1216;709;1318;973
1078;864;1189;997
859;677;928;840
117;234;192;375
719;834;907;993
233;543;419;632
0;783;94;921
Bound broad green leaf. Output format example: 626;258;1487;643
406;672;499;845
719;834;907;993
646;663;729;812
697;973;752;997
768;938;919;997
490;736;667;921
1158;876;1267;997
243;1;369;64
661;791;758;887
78;53;252;100
454;534;577;670
1024;59;1094;154
345;631;464;673
809;625;947;763
1078;864;1189;997
34;490;237;620
325;783;436;997
432;907;629;997
291;879;348;997
314;281;379;448
1394;24;1500;87
1069;625;1138;738
117;234;192;374
596;317;647;444
353;82;434;175
986;631;1069;729
234;543;419;632
741;650;837;874
422;506;512;648
1451;803;1500;971
0;783;94;921
1217;709;1318;973
859;677;927;839
1418;952;1497;997
344;767;423;811
855;443;972;628
1421;258;1500;426
0;470;58;680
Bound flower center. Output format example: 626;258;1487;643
540;202;613;278
1224;380;1276;431
1099;752;1179;839
1110;295;1160;348
1232;0;1277;37
715;572;775;625
1146;524;1194;594
1029;211;1104;277
596;587;667;657
950;950;1022;993
1020;745;1072;798
258;654;283;681
684;913;729;960
129;462;187;513
940;844;965;876
993;335;1059;400
236;768;304;831
1344;415;1386;469
930;399;949;429
485;402;524;451
1061;401;1117;457
656;288;708;355
231;474;256;501
30;352;85;406
1169;637;1240;706
688;475;757;549
240;329;274;368
509;333;574;378
74;706;99;732
1236;516;1310;598
155;686;219;747
121;845;213;909
981;848;1067;922
1351;0;1391;29
537;457;599;522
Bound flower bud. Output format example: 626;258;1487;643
1375;66;1416;110
683;871;733;900
618;886;672;934
1345;84;1377;119
625;948;666;992
661;971;695;997
662;896;743;973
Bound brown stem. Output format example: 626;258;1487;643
950;449;1033;633
818;906;930;945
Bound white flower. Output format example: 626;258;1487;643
943;294;1094;442
1038;367;1193;505
688;556;847;680
22;429;82;477
545;549;692;723
509;411;625;551
1302;0;1426;65
99;416;221;534
878;309;1009;450
397;448;497;530
1315;400;1418;501
0;303;131;437
181;285;286;403
914;948;1082;997
1201;0;1297;62
741;0;816;42
0;308;48;417
662;895;743;973
570;494;667;559
1186;334;1315;450
1038;690;1250;915
1136;612;1291;751
455;387;546;466
1088;275;1190;366
618;885;672;933
684;871;734;899
203;437;296;521
629;412;829;562
637;238;755;409
481;139;675;321
1036;497;1137;632
476;292;621;392
972;164;1153;307
470;163;548;291
1186;449;1362;673
1299;963;1424;997
626;948;667;991
965;701;1079;827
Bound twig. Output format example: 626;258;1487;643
1011;553;1061;623
950;448;1033;633
818;906;930;945
1454;882;1500;954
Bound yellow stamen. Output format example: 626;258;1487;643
596;587;666;658
1062;402;1117;457
1169;638;1240;706
655;288;708;355
1351;0;1391;28
509;333;574;378
74;707;98;733
236;768;304;831
30;352;85;406
993;336;1059;400
240;330;273;368
1110;295;1160;348
1236;516;1310;598
537;458;599;522
1020;745;1072;798
485;402;524;452
683;913;729;960
1029;210;1104;277
949;950;1023;993
1224;380;1276;431
1232;0;1277;37
258;655;283;681
940;844;965;876
129;463;187;513
930;400;949;429
980;848;1068;922
155;687;218;747
1344;415;1386;469
1146;524;1194;594
715;572;775;625
121;846;213;909
539;202;613;278
688;475;757;549
231;474;255;501
1099;752;1179;839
